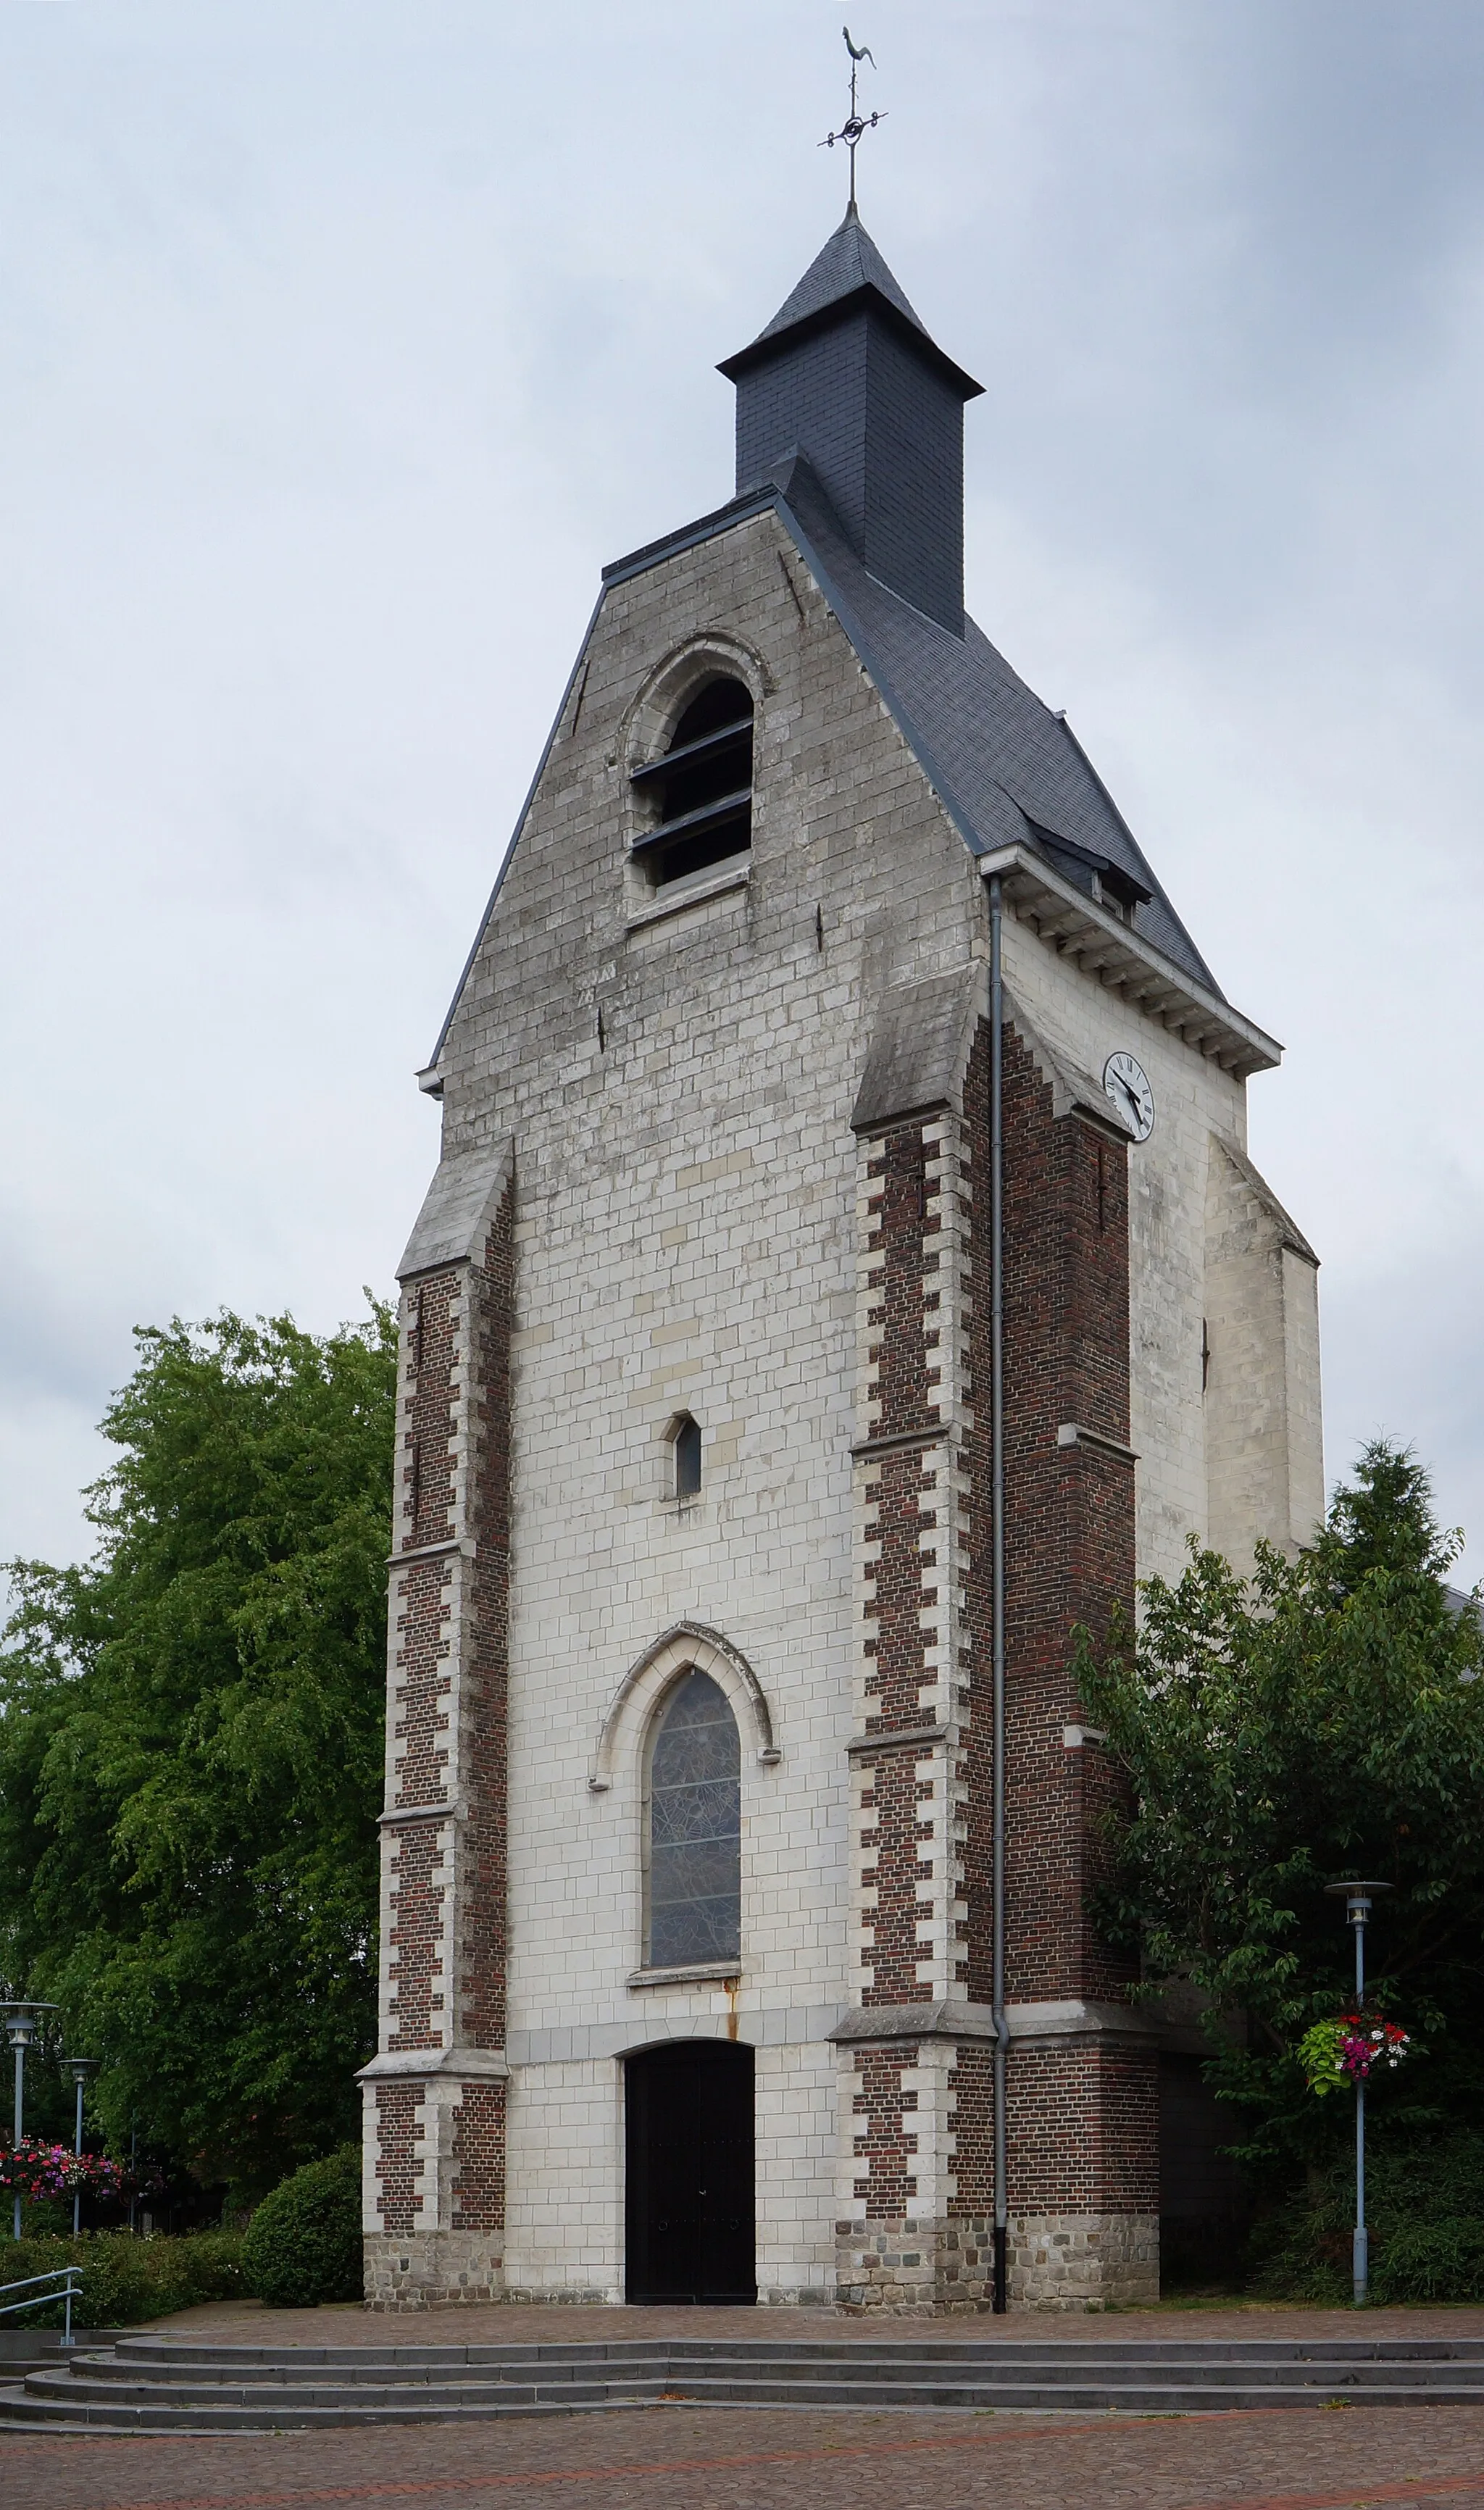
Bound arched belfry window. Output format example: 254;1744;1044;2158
630;676;754;888
645;1669;741;1968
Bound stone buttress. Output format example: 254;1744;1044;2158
360;1145;514;2308
833;968;1156;2311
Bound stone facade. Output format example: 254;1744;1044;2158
362;210;1322;2311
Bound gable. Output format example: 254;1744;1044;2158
423;454;1246;1090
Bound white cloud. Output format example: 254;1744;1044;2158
1;0;1481;1575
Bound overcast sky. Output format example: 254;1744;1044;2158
4;0;1483;1584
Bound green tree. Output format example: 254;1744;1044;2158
0;1305;396;2198
1075;1443;1484;2182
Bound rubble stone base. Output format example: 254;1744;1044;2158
835;2214;998;2313
835;2211;1159;2312
363;2232;505;2310
1009;2211;1160;2310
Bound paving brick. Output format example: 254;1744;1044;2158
8;2377;1484;2510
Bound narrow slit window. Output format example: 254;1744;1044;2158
675;1415;702;1501
645;1669;741;1968
630;676;754;888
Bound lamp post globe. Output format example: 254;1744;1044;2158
1324;1882;1394;2306
1;2002;59;2242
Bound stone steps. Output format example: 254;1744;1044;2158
6;2334;1484;2431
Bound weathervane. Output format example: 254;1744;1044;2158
820;27;885;213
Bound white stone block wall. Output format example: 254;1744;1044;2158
365;485;1320;2306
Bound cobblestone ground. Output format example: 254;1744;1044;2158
6;2403;1484;2510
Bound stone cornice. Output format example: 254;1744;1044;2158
979;843;1280;1079
357;2047;509;2082
846;1724;948;1759
828;1996;1167;2048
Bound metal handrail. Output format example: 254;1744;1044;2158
0;2265;83;2347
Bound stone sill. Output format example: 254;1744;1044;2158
625;859;749;932
626;1962;743;1990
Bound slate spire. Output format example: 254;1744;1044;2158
720;207;983;635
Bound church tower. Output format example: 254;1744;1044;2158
360;207;1322;2312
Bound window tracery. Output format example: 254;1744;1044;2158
644;1668;741;1968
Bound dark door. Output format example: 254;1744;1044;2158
625;2040;756;2303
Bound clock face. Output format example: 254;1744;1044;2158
1104;1051;1155;1142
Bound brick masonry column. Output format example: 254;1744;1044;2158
836;1111;974;2311
962;1015;1159;2309
360;1152;514;2310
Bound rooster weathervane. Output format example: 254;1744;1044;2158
820;27;886;212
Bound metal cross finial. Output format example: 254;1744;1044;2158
820;26;886;212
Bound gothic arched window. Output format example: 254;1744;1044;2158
645;1669;741;1968
630;675;754;888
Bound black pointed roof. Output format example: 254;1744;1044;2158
755;203;928;341
719;207;983;401
712;217;1213;988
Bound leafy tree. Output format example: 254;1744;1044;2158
1076;1443;1484;2182
0;1306;396;2198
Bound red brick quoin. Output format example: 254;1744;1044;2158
843;1120;943;2269
460;1192;514;2061
452;2080;508;2235
960;1016;1155;2228
852;2043;920;2217
375;2082;422;2239
378;1179;514;2253
860;1122;941;2008
449;1188;514;2233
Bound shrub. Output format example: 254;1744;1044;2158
241;2146;362;2308
1249;2130;1484;2303
0;2228;246;2327
1373;2217;1484;2304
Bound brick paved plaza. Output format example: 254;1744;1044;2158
8;2396;1484;2510
7;2307;1484;2510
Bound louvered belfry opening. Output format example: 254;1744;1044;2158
631;676;754;886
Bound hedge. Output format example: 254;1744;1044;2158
0;2229;246;2327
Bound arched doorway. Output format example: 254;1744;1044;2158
624;2040;756;2304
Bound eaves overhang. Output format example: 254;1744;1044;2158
978;843;1281;1079
717;283;984;404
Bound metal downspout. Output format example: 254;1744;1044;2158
989;874;1009;2313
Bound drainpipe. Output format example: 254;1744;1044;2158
988;874;1009;2314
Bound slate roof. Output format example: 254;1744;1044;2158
774;456;1219;991
604;453;1220;996
753;204;928;344
720;207;984;404
425;225;1222;1067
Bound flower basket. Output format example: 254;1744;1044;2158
1299;2011;1412;2098
0;2141;131;2200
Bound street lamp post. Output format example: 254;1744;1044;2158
1324;1882;1393;2306
67;2059;100;2238
1;2002;58;2242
